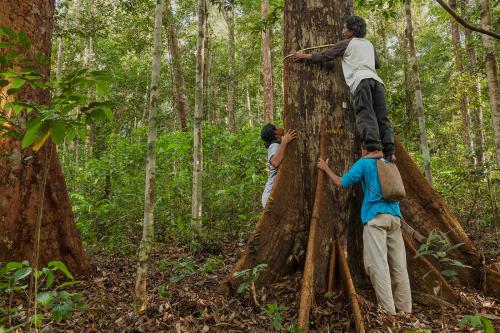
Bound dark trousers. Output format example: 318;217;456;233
353;78;395;157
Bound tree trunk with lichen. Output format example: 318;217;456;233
134;0;165;314
449;0;475;167
479;0;500;168
0;0;93;276
228;0;500;330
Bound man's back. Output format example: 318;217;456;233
341;157;401;224
342;38;383;93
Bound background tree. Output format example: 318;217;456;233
192;0;207;229
405;0;432;183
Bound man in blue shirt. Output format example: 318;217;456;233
317;147;411;315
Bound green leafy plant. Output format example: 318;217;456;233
415;230;471;280
265;302;288;330
233;263;268;296
459;314;495;333
414;230;472;331
233;263;268;308
0;260;83;331
0;26;113;149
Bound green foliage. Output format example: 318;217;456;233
415;230;472;280
265;302;288;330
458;314;495;333
233;263;267;295
65;125;264;254
0;261;83;330
0;26;113;151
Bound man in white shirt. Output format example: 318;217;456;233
293;16;395;161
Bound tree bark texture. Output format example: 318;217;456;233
405;0;433;184
449;0;476;167
261;0;274;123
191;0;206;229
228;0;500;318
0;0;93;275
462;0;485;168
165;0;188;131
222;6;236;132
479;0;500;168
134;0;165;313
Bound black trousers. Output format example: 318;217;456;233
353;78;395;157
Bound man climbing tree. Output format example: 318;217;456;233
0;0;93;275
294;15;396;161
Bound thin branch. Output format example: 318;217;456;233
435;0;500;39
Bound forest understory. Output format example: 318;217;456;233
9;222;498;333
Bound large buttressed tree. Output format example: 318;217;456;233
0;0;94;275
229;0;500;324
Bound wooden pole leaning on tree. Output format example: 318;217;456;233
337;239;365;333
298;121;330;332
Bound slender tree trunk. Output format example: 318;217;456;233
192;0;207;230
405;0;432;183
261;0;274;123
0;0;93;276
400;32;415;123
203;5;210;122
84;0;95;158
462;0;486;168
479;0;500;168
134;0;165;313
246;84;253;127
222;6;236;132
165;0;188;131
55;4;69;79
449;0;476;167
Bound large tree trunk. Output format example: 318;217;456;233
191;0;207;230
165;0;188;131
0;0;93;276
228;0;500;328
405;0;432;184
222;6;236;132
479;0;500;168
134;0;165;313
449;0;476;167
261;0;274;123
231;0;356;295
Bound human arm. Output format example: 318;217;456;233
317;158;342;187
270;129;297;167
292;39;350;64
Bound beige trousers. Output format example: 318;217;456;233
363;214;412;314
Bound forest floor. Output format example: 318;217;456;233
29;226;500;332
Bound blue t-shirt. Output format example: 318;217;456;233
341;157;402;224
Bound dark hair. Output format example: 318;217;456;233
261;123;279;148
345;16;367;38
